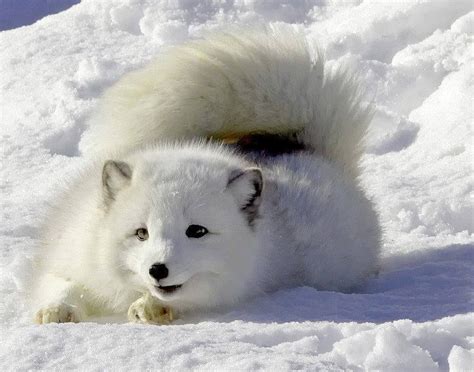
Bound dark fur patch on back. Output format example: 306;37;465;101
236;132;305;156
215;132;306;157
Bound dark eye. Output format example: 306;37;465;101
135;228;149;241
185;224;209;238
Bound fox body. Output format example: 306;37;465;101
33;27;380;323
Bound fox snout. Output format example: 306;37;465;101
149;263;169;281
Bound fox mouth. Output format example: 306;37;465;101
155;284;182;294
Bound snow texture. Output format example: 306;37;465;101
0;0;473;371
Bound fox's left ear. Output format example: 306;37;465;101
102;160;133;204
227;167;263;226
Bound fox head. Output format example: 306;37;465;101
98;145;264;311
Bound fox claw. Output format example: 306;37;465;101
128;293;175;325
35;304;83;324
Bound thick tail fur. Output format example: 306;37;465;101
80;25;373;177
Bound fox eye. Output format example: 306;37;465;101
185;225;209;238
135;228;149;241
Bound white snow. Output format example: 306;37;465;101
0;0;473;370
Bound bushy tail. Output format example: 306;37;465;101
80;25;373;177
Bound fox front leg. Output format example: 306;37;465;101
128;292;175;325
34;274;87;324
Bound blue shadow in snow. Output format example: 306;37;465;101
204;244;474;324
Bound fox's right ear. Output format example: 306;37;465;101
102;160;132;203
226;167;263;227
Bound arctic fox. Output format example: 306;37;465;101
33;26;380;324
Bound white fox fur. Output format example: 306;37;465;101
80;26;372;177
33;26;380;324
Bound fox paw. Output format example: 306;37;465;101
35;304;83;324
128;293;175;325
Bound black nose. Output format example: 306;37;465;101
149;263;169;281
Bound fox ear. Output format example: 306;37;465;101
102;160;132;203
227;167;263;226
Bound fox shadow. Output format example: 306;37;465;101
192;243;473;324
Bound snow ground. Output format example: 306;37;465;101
0;0;473;370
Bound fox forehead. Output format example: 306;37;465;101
116;149;253;228
133;157;232;189
136;171;228;207
122;170;232;225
